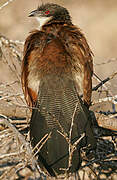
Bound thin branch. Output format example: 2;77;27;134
0;114;48;178
0;81;19;88
32;133;50;153
0;34;22;58
32;132;52;159
68;102;78;168
9;39;24;45
68;133;85;169
92;95;117;105
80;72;117;98
0;151;24;159
94;58;117;66
0;114;37;168
47;111;69;142
93;71;117;92
69;102;78;144
0;0;16;10
0;93;23;101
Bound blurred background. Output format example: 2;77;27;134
0;0;117;96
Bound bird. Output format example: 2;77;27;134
21;3;96;177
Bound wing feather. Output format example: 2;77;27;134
21;30;46;107
59;25;93;106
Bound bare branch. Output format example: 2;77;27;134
92;95;117;105
68;102;78;168
0;0;16;10
93;71;117;92
94;58;117;66
32;132;52;158
0;93;23;101
68;133;85;169
0;151;24;159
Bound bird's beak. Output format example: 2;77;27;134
28;10;42;17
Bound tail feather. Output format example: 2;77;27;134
30;75;96;176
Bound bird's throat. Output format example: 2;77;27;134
36;16;52;30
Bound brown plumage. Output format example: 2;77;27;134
21;3;96;177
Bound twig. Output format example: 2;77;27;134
8;120;28;124
0;93;23;100
0;114;38;170
0;33;22;81
32;132;52;158
32;133;50;153
0;162;24;180
93;71;117;92
94;58;117;66
47;110;69;142
95;112;117;131
0;34;22;58
0;0;16;10
0;132;13;139
69;102;78;145
68;133;85;170
80;72;117;98
92;95;117;105
9;39;24;45
68;102;78;168
0;151;24;159
0;81;19;88
0;114;48;179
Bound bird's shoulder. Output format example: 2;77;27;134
23;30;46;55
23;29;65;59
58;24;93;107
58;24;93;67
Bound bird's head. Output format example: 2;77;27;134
29;3;71;29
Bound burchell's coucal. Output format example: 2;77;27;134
21;3;96;177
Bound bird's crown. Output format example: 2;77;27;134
29;3;71;28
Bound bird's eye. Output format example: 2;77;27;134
45;10;50;15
